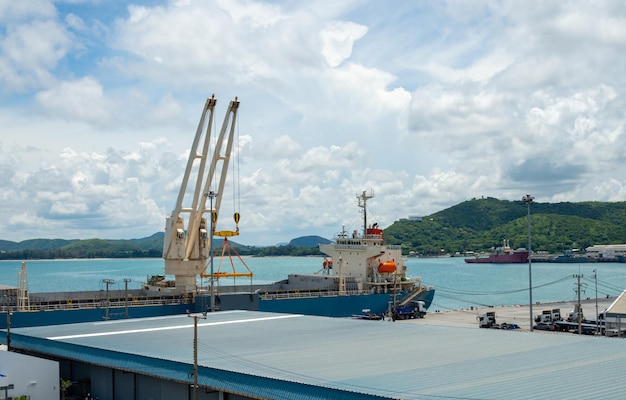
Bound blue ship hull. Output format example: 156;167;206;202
2;304;190;328
2;289;435;328
194;289;435;318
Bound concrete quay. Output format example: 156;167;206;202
402;297;616;330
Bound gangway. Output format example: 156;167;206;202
396;284;428;307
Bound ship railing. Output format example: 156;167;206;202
21;296;191;312
333;244;367;251
258;289;368;300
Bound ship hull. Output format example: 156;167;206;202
195;289;435;317
1;304;189;328
2;289;435;328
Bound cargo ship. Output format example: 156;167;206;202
465;240;529;264
1;191;434;328
1;96;433;328
195;191;435;318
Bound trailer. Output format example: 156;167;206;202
554;320;601;335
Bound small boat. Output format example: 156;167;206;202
465;240;529;264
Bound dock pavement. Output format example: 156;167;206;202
400;297;616;331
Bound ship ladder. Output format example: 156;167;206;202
397;285;425;307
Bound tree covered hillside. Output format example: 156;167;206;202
384;197;626;255
2;198;626;259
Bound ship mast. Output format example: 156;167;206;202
358;190;374;235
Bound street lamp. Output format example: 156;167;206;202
594;269;599;334
3;295;10;351
102;279;114;321
205;191;218;312
188;311;207;400
522;194;534;331
124;278;131;319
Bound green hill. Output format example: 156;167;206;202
0;238;78;252
289;235;331;247
384;197;626;255
2;198;626;258
0;233;258;260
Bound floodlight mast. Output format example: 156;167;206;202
522;194;534;331
163;95;240;290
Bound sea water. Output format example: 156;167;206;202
1;257;625;311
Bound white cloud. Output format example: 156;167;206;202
36;77;114;124
0;18;72;92
320;20;368;67
0;0;57;24
0;0;626;245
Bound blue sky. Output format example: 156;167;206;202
1;0;626;245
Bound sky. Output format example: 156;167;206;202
1;0;626;246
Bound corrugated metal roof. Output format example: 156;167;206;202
11;310;626;399
606;289;626;315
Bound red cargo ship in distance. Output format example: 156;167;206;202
465;240;529;264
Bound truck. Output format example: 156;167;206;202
477;311;497;328
567;304;583;322
391;300;426;320
554;305;604;334
535;308;562;323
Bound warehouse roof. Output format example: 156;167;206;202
606;289;626;316
10;310;626;399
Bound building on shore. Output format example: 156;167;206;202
585;244;626;261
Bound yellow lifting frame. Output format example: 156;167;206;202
201;237;253;280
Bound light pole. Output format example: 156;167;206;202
188;311;207;400
124;278;131;319
205;191;218;312
522;194;534;331
594;269;599;334
102;279;114;320
4;295;10;351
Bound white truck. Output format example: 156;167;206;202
535;309;562;323
477;311;497;328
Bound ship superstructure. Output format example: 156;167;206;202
318;191;430;305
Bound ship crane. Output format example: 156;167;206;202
163;95;240;290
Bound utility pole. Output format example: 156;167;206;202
188;311;207;400
573;273;585;335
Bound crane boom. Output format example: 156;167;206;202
163;95;240;290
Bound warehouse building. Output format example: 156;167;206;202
4;310;626;399
585;244;626;261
